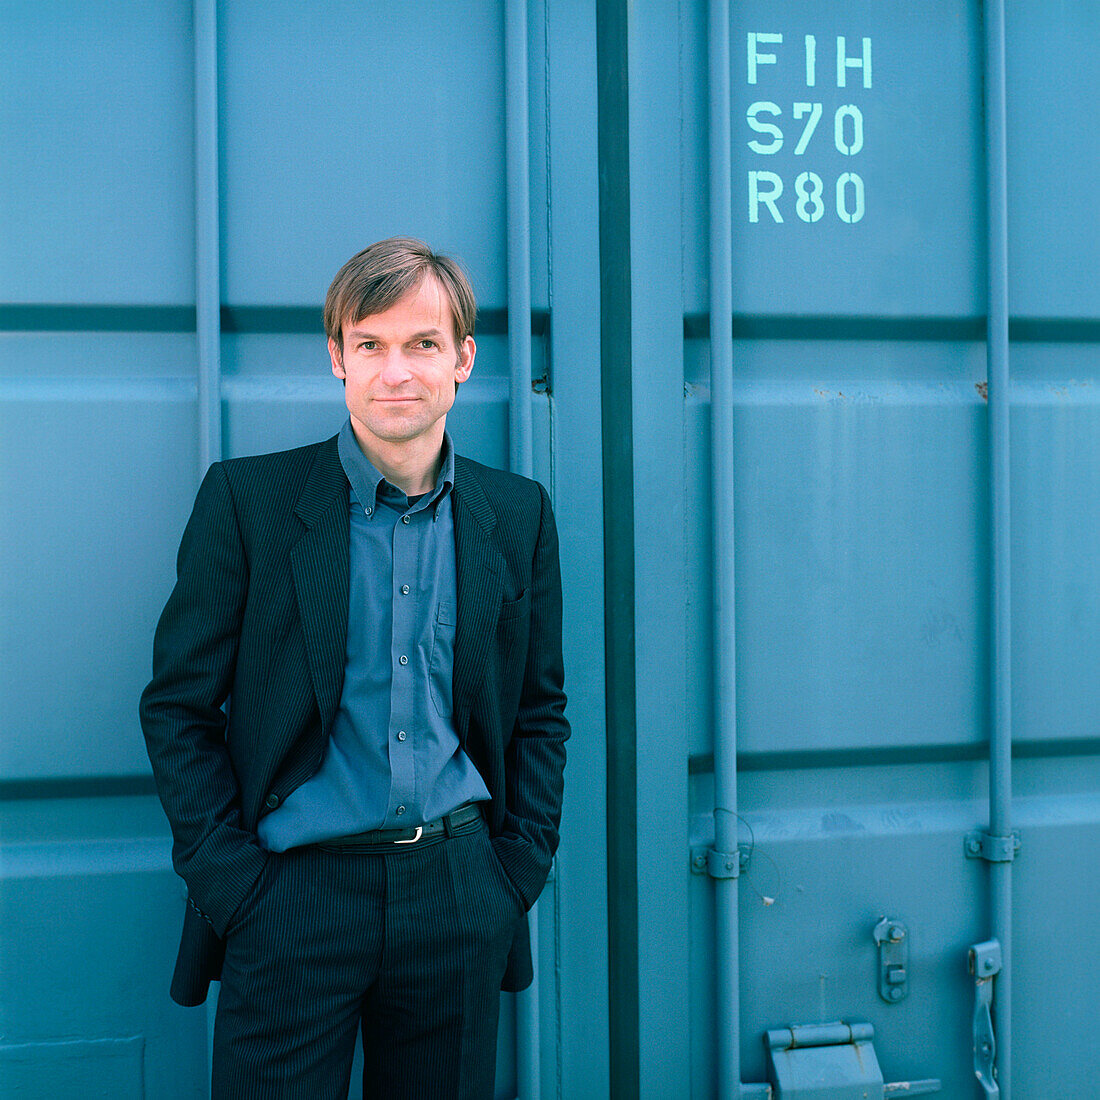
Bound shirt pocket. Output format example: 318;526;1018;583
429;601;456;718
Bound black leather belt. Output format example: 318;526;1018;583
318;802;483;853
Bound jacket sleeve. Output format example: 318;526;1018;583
140;462;267;937
491;482;570;908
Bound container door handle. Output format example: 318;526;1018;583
969;940;1002;1099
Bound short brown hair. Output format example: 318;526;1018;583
324;237;477;351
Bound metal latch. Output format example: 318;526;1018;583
969;940;1002;1099
765;1021;941;1098
873;917;909;1003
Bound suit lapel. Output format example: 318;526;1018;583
452;457;505;740
290;437;349;734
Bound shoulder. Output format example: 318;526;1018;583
453;455;550;536
453;456;554;563
454;454;545;510
209;436;343;520
219;436;336;484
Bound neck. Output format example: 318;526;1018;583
350;422;445;496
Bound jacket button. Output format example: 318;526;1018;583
265;793;280;809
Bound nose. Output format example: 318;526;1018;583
378;350;413;387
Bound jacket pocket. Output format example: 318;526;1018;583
498;588;529;622
223;853;274;939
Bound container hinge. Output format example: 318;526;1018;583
690;844;748;878
968;940;1002;1099
964;830;1020;863
765;1021;942;1097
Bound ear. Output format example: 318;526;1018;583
455;335;475;384
329;337;346;379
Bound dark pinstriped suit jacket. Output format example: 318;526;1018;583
140;435;569;1006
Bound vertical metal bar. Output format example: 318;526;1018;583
708;2;740;1098
505;2;539;1097
506;0;534;481
983;1;1013;1096
516;908;541;1100
596;0;640;1093
516;904;542;1100
194;11;221;1088
194;0;221;472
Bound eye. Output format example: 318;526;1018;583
358;340;377;351
417;339;437;349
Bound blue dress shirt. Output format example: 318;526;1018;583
257;420;489;851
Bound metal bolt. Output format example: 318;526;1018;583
889;925;905;941
693;854;706;869
726;860;735;872
889;987;903;1001
967;838;982;855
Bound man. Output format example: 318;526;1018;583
140;237;569;1099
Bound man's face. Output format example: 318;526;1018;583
329;276;475;456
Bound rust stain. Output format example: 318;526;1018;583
976;380;988;401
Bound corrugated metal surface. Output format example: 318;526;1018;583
1;2;605;1097
669;2;1100;1097
3;2;1099;1099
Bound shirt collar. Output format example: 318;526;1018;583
337;418;454;519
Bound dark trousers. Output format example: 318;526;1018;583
212;819;526;1100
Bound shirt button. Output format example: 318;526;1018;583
399;654;408;665
396;805;406;815
397;731;407;742
365;506;373;516
401;515;411;524
264;793;280;809
401;584;410;595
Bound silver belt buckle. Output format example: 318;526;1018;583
393;826;423;845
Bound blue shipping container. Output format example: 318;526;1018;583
2;2;1098;1098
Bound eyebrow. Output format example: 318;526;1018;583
347;327;448;342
